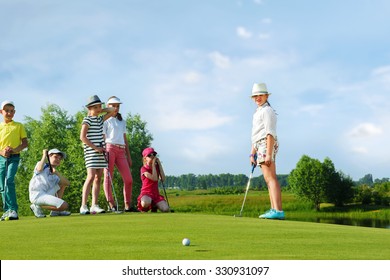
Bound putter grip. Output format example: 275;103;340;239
46;150;53;173
251;154;257;173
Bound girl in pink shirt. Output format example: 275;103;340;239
137;147;169;212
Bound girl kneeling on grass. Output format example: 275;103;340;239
137;147;170;213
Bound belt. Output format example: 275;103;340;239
1;154;20;158
108;143;126;149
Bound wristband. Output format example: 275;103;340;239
249;154;256;157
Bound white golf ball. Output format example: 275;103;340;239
182;238;190;246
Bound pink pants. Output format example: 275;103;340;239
103;144;133;205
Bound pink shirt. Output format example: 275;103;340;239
140;165;159;196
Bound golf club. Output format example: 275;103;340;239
102;149;123;214
156;160;174;213
46;150;53;173
234;154;257;217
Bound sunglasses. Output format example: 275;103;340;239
147;153;157;158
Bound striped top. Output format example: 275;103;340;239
82;115;107;168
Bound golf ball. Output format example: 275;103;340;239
182;238;190;246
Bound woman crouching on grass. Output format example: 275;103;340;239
250;82;284;220
137;147;170;213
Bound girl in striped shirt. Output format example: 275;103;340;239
80;95;114;214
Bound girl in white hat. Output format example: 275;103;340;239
250;83;284;220
103;96;136;212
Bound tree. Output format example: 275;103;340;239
288;155;326;211
357;174;374;186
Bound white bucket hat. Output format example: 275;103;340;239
251;83;271;97
48;148;66;159
107;96;122;104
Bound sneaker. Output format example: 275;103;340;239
1;210;10;221
125;206;140;212
259;209;275;219
108;205;118;212
260;209;285;220
8;210;19;220
90;204;105;214
50;210;71;217
30;204;46;218
80;205;90;215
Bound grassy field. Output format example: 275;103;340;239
168;190;390;224
1;212;389;260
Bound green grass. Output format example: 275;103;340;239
1;212;389;260
168;190;390;223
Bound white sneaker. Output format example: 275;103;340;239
80;205;90;215
1;210;10;221
90;204;105;214
50;210;71;217
8;210;19;220
30;204;46;218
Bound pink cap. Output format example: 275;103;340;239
142;147;157;157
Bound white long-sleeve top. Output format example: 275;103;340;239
251;103;277;145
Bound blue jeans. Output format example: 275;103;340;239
0;155;21;212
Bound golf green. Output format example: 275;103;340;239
0;213;389;260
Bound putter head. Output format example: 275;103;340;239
234;214;242;217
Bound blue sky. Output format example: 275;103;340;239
1;0;389;180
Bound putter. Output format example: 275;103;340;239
234;154;257;217
103;150;123;214
46;150;53;173
156;161;174;213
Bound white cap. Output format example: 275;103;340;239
107;96;122;104
48;148;66;159
1;100;15;109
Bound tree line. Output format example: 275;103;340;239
10;104;390;215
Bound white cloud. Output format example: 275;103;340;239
258;33;271;40
236;26;252;39
298;104;324;116
183;71;202;84
351;146;368;155
209;51;231;69
156;109;233;131
253;0;264;5
261;18;272;24
348;123;383;138
181;134;229;162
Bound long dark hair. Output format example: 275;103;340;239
108;95;123;121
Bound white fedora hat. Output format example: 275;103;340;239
251;83;271;97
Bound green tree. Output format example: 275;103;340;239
288;155;326;211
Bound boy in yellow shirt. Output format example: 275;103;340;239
0;100;28;221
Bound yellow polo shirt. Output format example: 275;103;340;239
0;121;27;152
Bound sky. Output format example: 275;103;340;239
1;0;390;180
